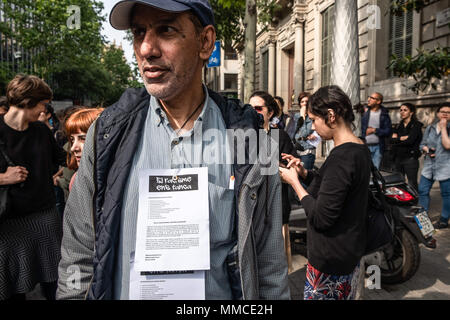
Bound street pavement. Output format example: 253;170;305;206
288;183;450;300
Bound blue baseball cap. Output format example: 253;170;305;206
110;0;215;30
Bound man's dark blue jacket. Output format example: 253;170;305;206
361;105;392;153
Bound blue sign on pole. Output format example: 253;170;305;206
207;41;221;68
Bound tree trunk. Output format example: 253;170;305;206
243;0;257;103
331;0;361;136
325;0;361;156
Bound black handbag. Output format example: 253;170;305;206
365;162;395;255
0;138;14;221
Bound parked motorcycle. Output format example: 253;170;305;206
289;169;437;285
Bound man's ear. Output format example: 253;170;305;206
199;26;216;61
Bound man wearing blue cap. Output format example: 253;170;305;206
57;0;289;300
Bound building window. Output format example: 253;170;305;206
224;43;237;60
224;73;238;90
321;4;334;86
261;50;269;92
388;6;413;77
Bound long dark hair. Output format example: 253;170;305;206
250;91;280;121
307;85;355;128
400;103;417;123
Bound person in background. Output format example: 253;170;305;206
249;91;296;273
390;103;423;191
279;85;370;300
0;74;66;300
38;103;60;136
38;103;66;216
0;96;9;115
418;105;450;229
294;92;318;170
64;108;104;192
274;96;289;130
52;107;81;211
361;92;392;169
353;103;368;118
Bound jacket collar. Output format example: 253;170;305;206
104;87;261;132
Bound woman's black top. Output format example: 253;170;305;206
391;119;423;160
0;115;66;217
301;143;371;275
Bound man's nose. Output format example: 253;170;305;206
139;30;161;59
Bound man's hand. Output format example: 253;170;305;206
366;127;376;136
0;166;29;185
422;146;429;154
392;133;398;139
438;118;448;130
400;136;408;141
307;133;317;141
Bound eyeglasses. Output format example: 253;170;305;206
368;96;379;101
439;111;450;115
253;106;266;112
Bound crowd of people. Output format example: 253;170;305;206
0;0;449;302
0;75;103;300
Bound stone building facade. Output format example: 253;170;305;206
205;42;240;99
236;0;449;131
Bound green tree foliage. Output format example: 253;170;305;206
0;62;15;94
211;0;280;43
0;0;105;80
0;0;142;105
389;46;450;94
390;0;431;15
101;45;142;106
210;0;280;100
388;1;449;93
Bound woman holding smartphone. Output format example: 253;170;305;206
279;86;371;300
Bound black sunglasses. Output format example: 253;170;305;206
253;105;266;112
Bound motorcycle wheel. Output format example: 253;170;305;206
380;228;421;284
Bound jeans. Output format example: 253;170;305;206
395;157;419;192
368;145;382;169
300;153;316;170
418;176;450;224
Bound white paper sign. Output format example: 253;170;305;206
129;255;205;300
135;167;210;272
